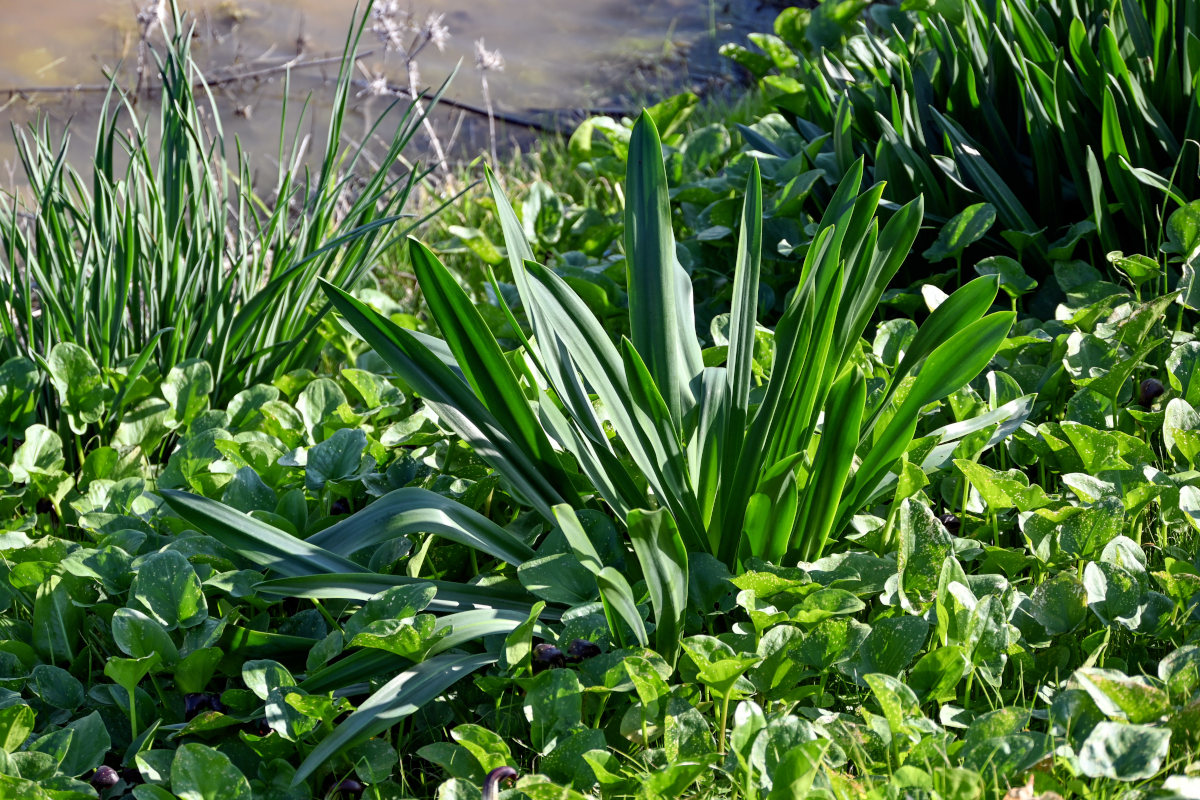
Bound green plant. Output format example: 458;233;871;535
326;112;1015;571
0;3;434;457
726;0;1200;276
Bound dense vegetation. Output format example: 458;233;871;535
0;0;1197;798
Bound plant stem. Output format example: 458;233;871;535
717;692;732;755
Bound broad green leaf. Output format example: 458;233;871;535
130;550;207;631
112;608;180;664
518;553;595;606
344;584;437;640
864;673;922;735
842;616;928;682
171;743;251;800
296;378;347;440
47;343;108;434
104;654;160;700
32;576;81;665
29;664;82;711
0;357;39;437
897;499;953;605
1030;572;1088;635
1077;721;1169;781
955;460;1053;511
908;646;969;704
766;740;830;800
501;601;545;675
974;256;1036;299
305;427;371;490
1076;669;1171;725
0;705;34;753
56;711;110;777
923;203;996;262
11;425;66;485
163;359;214;430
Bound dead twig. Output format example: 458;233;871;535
0;51;374;102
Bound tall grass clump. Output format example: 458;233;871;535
0;3;435;448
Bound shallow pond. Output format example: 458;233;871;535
0;0;777;175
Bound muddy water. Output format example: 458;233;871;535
0;0;775;174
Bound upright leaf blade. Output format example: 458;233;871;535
726;158;763;425
628;509;688;665
320;280;563;517
408;238;569;502
292;652;497;786
625;111;702;426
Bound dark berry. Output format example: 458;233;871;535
184;693;207;719
91;766;119;789
938;513;961;535
1138;378;1165;407
184;692;226;719
332;778;364;798
532;643;565;671
565;639;601;662
243;717;271;736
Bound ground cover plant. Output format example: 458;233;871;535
720;0;1200;278
0;1;1198;799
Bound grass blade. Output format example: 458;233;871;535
255;573;543;616
625;111;702;425
306;487;534;566
292;652;497;786
160;489;359;577
627;508;688;666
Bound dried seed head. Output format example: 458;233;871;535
1138;378;1165;407
474;38;505;72
358;73;393;99
424;13;450;52
371;2;411;54
136;0;167;31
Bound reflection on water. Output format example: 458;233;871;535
0;0;775;176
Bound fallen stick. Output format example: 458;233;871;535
0;51;374;100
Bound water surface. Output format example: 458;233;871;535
0;0;774;172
